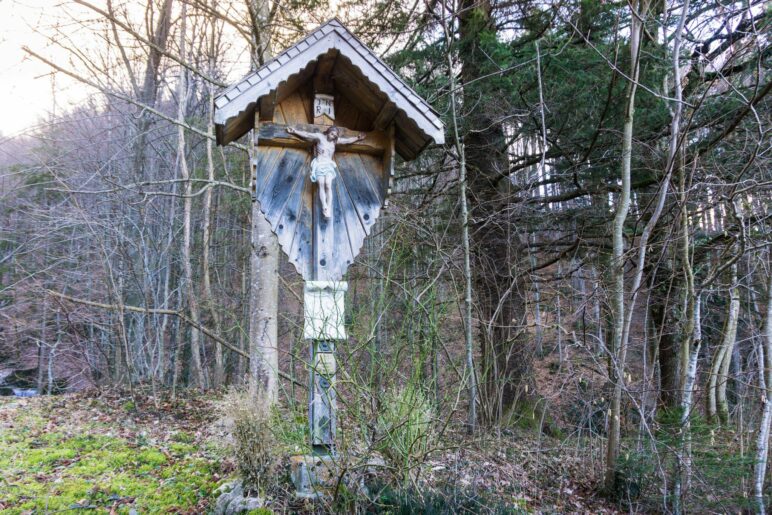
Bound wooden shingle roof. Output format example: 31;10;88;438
214;18;445;160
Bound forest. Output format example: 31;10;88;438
0;0;769;513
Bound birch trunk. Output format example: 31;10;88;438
716;267;740;423
707;263;740;423
753;270;772;513
620;0;688;392
673;168;701;515
203;20;224;387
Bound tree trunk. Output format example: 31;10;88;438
176;3;206;390
443;6;477;430
130;0;173;180
651;283;681;408
248;166;279;401
707;263;740;423
203;21;224;387
171;287;184;400
716;266;740;424
753;269;772;513
246;0;279;403
673;163;702;515
158;180;178;384
458;0;527;421
531;234;543;357
38;298;47;392
593;267;604;354
605;0;647;491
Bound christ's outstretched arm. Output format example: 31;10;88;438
336;132;366;145
287;127;322;141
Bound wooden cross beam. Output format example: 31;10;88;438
256;123;389;157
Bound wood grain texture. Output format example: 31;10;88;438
373;101;398;130
335;92;373;131
331;179;356;272
290;183;314;280
313;52;337;95
254;147;307;279
254;145;386;281
336;153;382;233
257;123;388;156
279;90;310;125
254;147;283;196
313;185;334;281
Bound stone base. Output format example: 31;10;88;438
290;454;339;498
213;480;265;514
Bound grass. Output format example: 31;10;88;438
0;395;222;514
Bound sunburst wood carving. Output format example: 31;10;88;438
253;146;384;281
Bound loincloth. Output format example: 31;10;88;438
310;157;338;182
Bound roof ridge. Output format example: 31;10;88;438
324;22;443;121
214;20;445;151
323;17;345;27
217;21;438;118
217;21;336;102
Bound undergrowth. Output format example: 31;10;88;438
614;408;757;512
0;394;220;514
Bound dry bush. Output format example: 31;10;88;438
219;389;279;494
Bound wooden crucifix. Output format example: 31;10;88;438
251;99;393;453
285;125;365;219
252;120;391;281
214;18;445;462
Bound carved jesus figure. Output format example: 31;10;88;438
286;126;365;218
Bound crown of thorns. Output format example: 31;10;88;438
323;126;340;136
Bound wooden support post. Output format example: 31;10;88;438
249;117;280;403
305;190;346;453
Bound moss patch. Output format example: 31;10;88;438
506;396;564;438
0;396;221;514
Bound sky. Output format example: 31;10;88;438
0;0;334;139
0;1;87;137
0;0;762;139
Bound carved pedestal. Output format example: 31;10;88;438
290;281;346;496
304;281;347;452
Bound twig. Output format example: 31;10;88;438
46;289;304;388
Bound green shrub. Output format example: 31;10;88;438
376;384;436;484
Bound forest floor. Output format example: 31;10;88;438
0;390;619;514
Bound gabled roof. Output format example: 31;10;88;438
214;18;445;160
